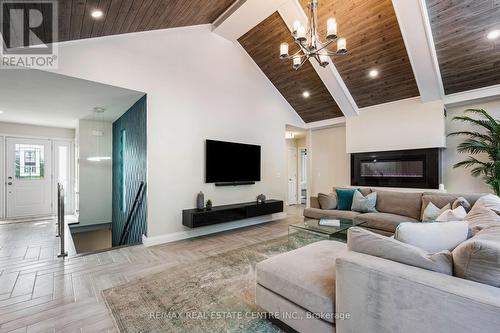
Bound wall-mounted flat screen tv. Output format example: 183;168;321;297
205;140;261;184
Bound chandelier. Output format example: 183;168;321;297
279;0;347;70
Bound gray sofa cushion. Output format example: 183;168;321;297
347;227;453;275
355;212;418;233
376;190;422;220
303;208;361;220
453;226;500;287
256;240;348;323
318;193;337;210
465;204;500;235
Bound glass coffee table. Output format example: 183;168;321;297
288;217;366;243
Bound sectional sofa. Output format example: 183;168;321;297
256;189;500;333
305;188;486;235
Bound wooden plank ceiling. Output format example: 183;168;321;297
426;0;500;95
238;12;343;123
23;0;236;43
299;0;419;108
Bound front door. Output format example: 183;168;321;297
6;138;52;218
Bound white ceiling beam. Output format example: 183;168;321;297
444;84;500;108
212;0;289;41
304;116;346;130
278;0;359;117
392;0;444;102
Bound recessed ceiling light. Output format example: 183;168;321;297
91;10;103;19
368;69;379;78
302;91;310;98
487;30;500;40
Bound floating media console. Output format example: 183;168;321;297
182;200;284;228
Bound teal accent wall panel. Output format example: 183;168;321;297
112;95;147;246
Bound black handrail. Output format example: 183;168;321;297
119;181;145;246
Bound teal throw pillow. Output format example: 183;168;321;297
336;188;357;211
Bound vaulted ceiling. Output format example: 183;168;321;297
239;13;343;123
16;0;236;43
298;0;419;108
426;0;500;95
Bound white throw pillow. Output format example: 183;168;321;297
436;206;467;222
475;194;500;214
395;221;470;252
422;202;451;221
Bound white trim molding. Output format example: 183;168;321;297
444;84;500;108
391;0;444;102
305;116;346;130
142;212;287;247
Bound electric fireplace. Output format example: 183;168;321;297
351;148;440;189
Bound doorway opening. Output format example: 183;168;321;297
285;125;308;206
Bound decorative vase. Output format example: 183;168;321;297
196;191;204;209
206;200;213;210
257;194;266;204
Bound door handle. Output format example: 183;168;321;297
7;182;12;185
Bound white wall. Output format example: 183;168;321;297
0;121;75;139
442;98;500;194
49;25;304;238
310;126;350;195
346;98;446;153
77;119;112;226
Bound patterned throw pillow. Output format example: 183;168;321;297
317;193;337;210
351;190;377;213
336;188;357;211
422;202;451;221
452;197;471;212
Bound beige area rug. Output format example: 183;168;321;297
103;232;325;332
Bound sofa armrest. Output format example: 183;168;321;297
309;196;320;209
335;252;500;333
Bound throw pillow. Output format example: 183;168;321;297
452;225;500;287
465;203;500;235
436;206;467;222
394;221;470;252
475;194;500;214
422;202;451;221
347;227;453;275
452;196;471;212
318;193;337;210
351;190;377;213
336;188;357;211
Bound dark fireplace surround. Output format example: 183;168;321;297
351;148;440;189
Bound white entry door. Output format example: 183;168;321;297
287;146;298;205
6;138;52;218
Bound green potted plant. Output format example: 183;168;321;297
449;108;500;195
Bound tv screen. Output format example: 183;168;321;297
205;140;261;183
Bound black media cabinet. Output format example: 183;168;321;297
182;200;284;228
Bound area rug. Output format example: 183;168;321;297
103;232;325;332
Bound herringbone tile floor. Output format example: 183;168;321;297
0;206;304;332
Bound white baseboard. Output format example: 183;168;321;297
142;212;287;247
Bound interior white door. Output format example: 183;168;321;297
54;140;74;215
287;146;298;205
6;138;52;218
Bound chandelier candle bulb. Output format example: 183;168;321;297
319;53;329;66
326;18;337;39
296;25;306;41
337;38;347;53
280;43;289;58
293;20;301;34
293;56;302;69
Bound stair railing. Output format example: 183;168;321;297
119;181;145;246
57;183;68;258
